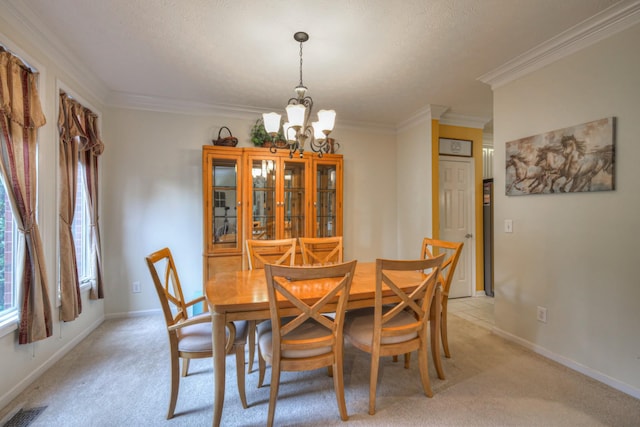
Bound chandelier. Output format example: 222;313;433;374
263;31;336;158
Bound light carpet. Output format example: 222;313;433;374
1;314;639;426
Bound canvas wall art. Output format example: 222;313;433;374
505;117;615;196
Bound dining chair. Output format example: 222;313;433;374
245;238;297;373
298;236;343;266
259;260;357;426
246;238;297;270
420;238;464;358
145;247;249;418
344;255;445;415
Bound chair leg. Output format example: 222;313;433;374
167;354;180;419
248;320;256;373
267;360;281;427
181;358;190;377
417;346;434;398
332;360;348;421
235;343;248;409
258;346;267;388
431;290;446;380
368;353;380;415
394;353;411;367
441;304;451;358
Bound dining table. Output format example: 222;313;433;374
205;261;443;427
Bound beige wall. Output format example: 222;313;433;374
493;23;640;396
397;118;433;258
331;126;398;262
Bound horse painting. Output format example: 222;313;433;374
505;117;615;196
532;145;566;193
506;154;545;193
560;135;614;192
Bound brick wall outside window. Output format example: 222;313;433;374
0;186;14;311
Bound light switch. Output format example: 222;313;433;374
504;219;513;233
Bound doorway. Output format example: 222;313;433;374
438;156;474;298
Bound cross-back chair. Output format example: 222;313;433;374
344;255;445;415
298;236;343;266
145;247;249;418
246;238;297;270
259;260;357;426
421;238;464;358
245;238;297;373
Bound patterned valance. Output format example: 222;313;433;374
0;48;46;130
58;91;104;156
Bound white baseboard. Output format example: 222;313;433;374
491;326;640;400
0;315;104;411
104;308;161;320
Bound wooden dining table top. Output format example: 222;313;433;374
204;261;428;315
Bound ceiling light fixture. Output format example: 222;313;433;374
263;31;336;158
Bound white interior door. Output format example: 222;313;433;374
439;156;474;298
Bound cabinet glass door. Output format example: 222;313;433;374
283;160;306;239
211;158;240;250
251;159;276;240
316;164;337;237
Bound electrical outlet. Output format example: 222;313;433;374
132;281;141;293
537;306;547;323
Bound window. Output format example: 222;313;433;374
0;176;18;332
71;164;93;285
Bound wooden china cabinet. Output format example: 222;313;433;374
202;145;343;280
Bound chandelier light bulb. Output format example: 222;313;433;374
262;112;281;134
286;104;306;128
317;110;336;132
312;122;325;141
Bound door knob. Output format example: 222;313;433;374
465;233;473;238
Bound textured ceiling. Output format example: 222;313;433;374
9;0;624;128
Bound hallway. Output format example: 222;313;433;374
448;296;494;330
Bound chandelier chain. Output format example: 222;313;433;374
299;40;304;87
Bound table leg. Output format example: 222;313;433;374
212;312;226;427
430;285;445;380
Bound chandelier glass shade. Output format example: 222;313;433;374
262;32;336;158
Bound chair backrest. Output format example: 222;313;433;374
264;260;357;358
298;236;343;266
145;247;188;328
374;255;445;345
246;238;297;270
420;238;463;297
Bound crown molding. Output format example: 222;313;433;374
427;104;450;121
107;91;397;134
106;92;264;118
396;105;449;132
478;0;640;89
440;113;491;129
2;0;109;103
